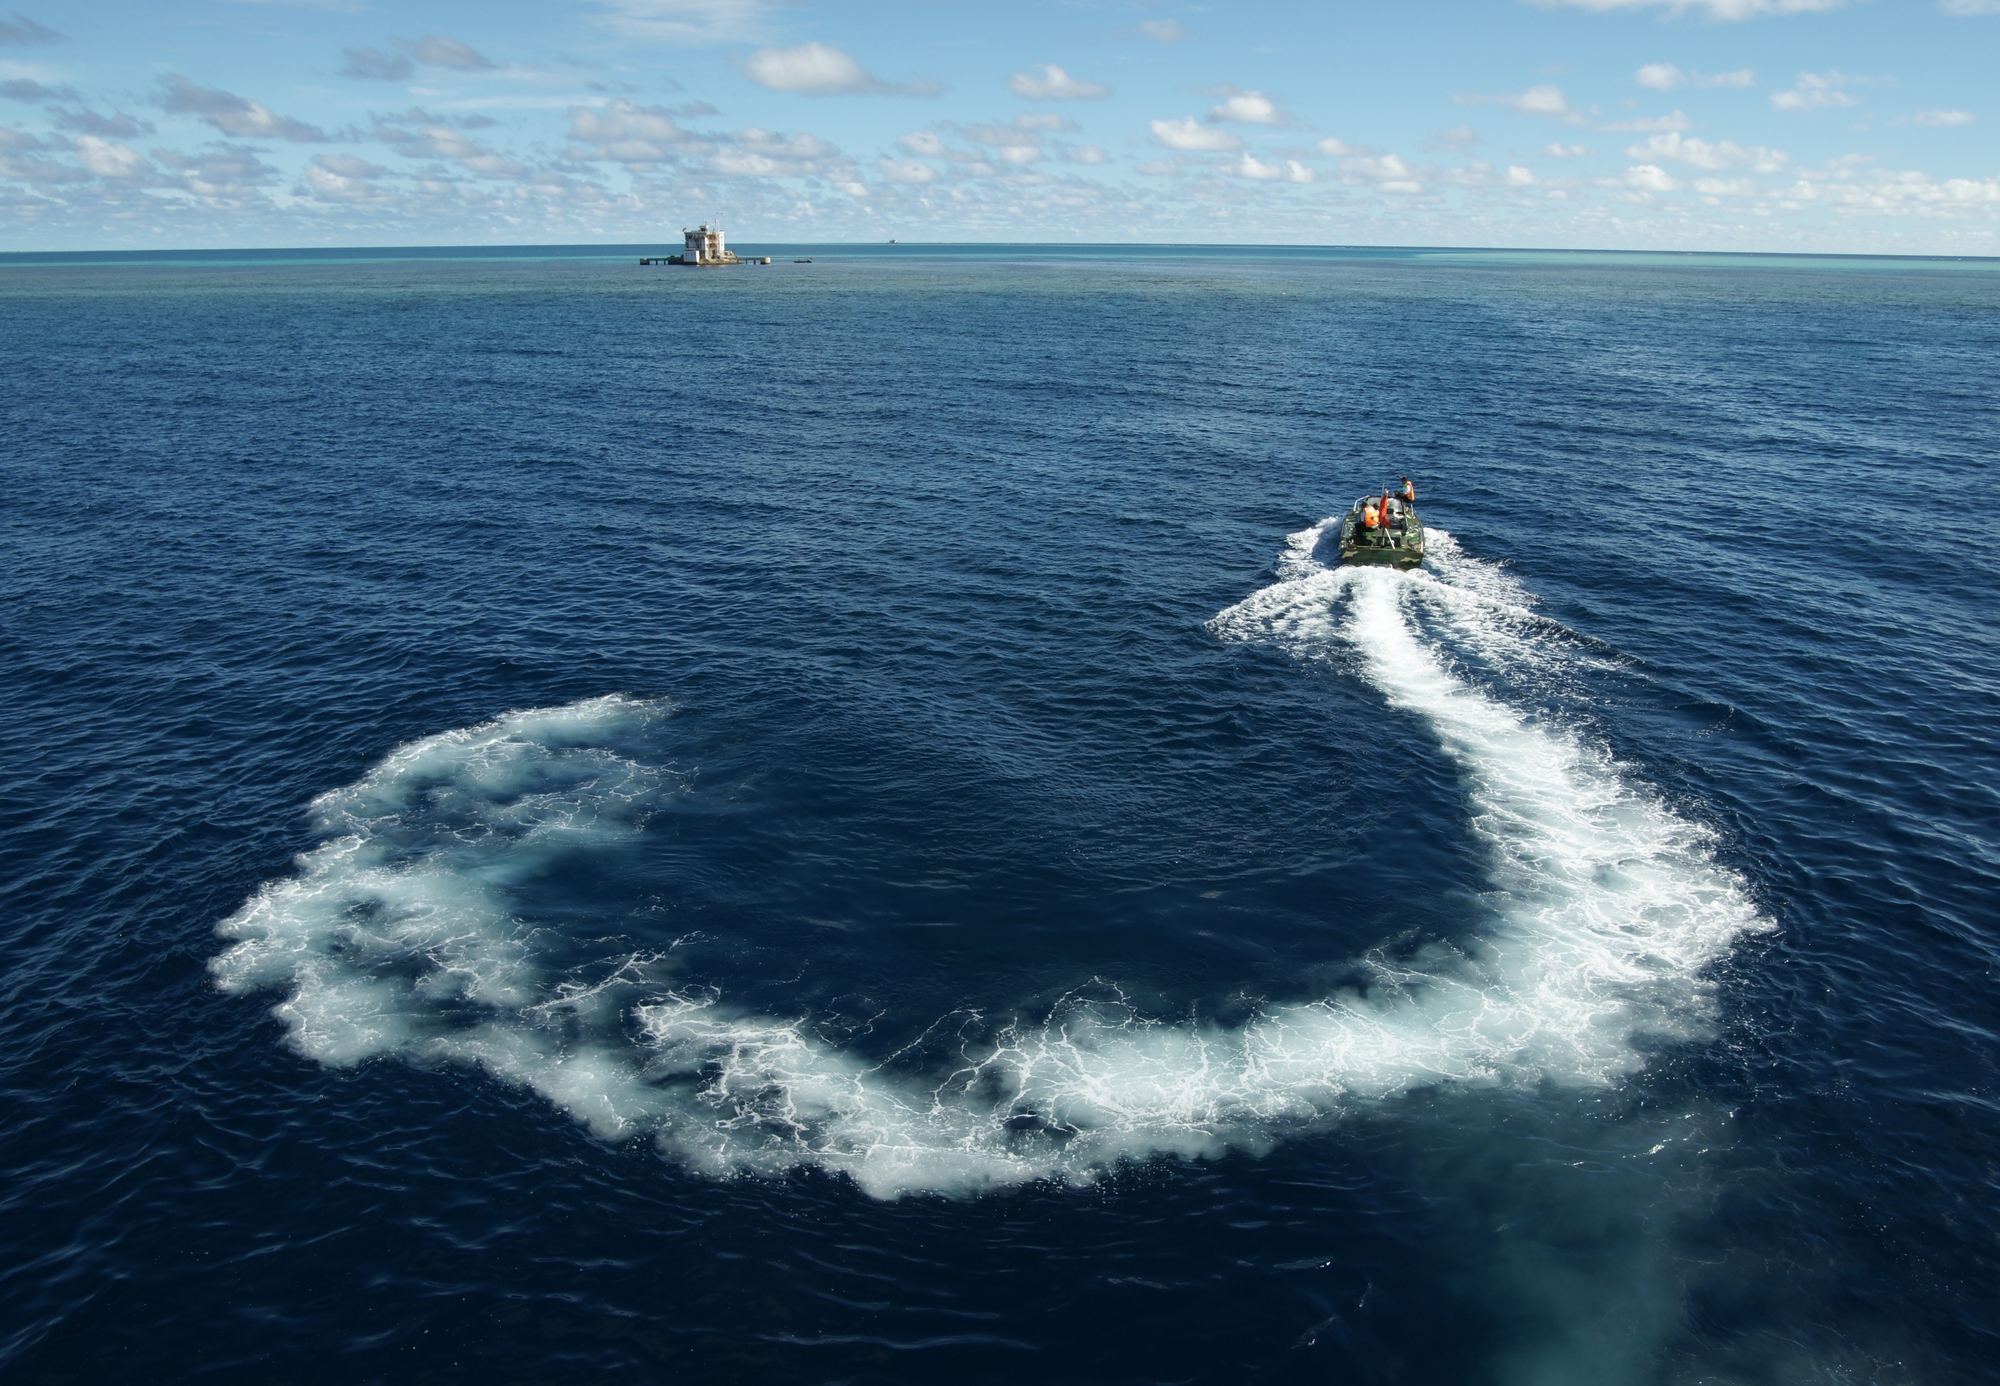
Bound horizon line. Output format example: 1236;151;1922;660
4;240;1998;266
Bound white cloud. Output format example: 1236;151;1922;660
1138;19;1188;41
878;156;936;183
374;112;526;177
158;74;329;142
1075;144;1107;164
1007;64;1108;100
1538;0;1844;17
1637;63;1756;90
1626;131;1788;171
304;153;394;202
393;34;495;71
1781;164;2000;214
1431;124;1478;149
1317;137;1367;155
1545;141;1592;156
1338;152;1423;193
1939;0;2000;13
1899;109;1974;126
1461;84;1588;124
592;0;772;44
74;135;147;178
1513;84;1578;119
1506;164;1538;185
1601;109;1693;132
1772;71;1884;111
340;46;414;81
1150;116;1239;151
704;126;844;178
744;42;921;96
1235;153;1312;182
1626;163;1681;191
1012;112;1073;131
567;99;689;163
898;130;947;157
314;153;388;178
1207;88;1282;124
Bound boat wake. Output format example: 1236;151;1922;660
212;521;1768;1199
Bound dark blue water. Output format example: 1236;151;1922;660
4;247;1997;1384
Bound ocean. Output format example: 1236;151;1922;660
3;244;1996;1383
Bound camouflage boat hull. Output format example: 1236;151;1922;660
1337;504;1425;571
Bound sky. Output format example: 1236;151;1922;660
1;0;1996;252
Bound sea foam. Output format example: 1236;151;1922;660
213;526;1768;1198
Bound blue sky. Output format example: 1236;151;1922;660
2;0;1995;251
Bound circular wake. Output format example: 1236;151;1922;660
213;528;1769;1198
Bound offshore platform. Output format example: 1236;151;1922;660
641;222;771;267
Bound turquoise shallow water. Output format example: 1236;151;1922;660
2;246;1997;1383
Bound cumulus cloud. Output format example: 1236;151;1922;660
897;130;947;158
304;153;394;202
1235;153;1312;182
1461;84;1588;124
1898;109;1974;125
1007;64;1108;100
158;75;329;142
1637;62;1685;90
1772;71;1884;110
1545;141;1592;156
74;135;148;179
705;126;842;178
50;107;152;138
1138;19;1188;40
744;41;937;96
339;45;415;81
1327;149;1423;194
1626;131;1788;171
373;111;524;177
1429;124;1478;150
153;144;281;202
0;11;63;43
878;156;936;183
1780;163;2000;215
1506;164;1538;185
1150;116;1239;151
1626;163;1681;191
392;35;495;71
566;99;691;164
315;153;388;178
1206;87;1284;124
1537;0;1844;16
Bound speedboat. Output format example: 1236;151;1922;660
1337;494;1424;570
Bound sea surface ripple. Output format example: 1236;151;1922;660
2;246;1997;1384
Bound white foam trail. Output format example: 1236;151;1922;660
215;539;1768;1199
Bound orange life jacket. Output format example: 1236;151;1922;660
1400;482;1414;503
1362;504;1380;529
